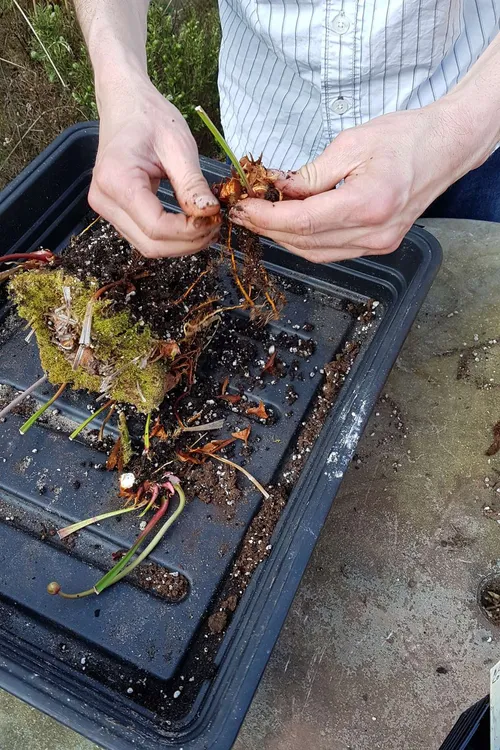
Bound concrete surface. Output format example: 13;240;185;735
1;218;499;750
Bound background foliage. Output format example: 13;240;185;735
0;0;221;188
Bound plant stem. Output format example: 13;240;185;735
195;106;251;193
144;411;152;453
69;399;114;441
51;482;186;599
54;503;167;600
139;483;159;518
19;382;67;434
0;374;47;421
57;506;138;539
109;485;185;586
92;493;170;593
98;402;116;442
54;587;96;600
0;251;53;264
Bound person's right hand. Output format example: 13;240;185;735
89;79;221;258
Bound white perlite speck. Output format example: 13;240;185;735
119;472;135;490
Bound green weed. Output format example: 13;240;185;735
28;0;221;151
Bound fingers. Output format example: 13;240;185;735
155;129;220;218
228;174;404;264
113;206;220;258
90;158;221;257
229;219;400;262
88;185;220;258
275;130;362;198
230;176;392;235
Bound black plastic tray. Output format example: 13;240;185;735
0;123;441;749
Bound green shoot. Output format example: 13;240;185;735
57;506;139;540
48;479;186;599
19;382;67;435
195;106;251;192
144;411;152;454
110;483;185;585
69;399;114;441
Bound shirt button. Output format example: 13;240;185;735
331;97;351;115
331;13;350;34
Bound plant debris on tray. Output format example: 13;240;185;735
0;126;378;680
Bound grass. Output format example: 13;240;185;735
0;0;221;188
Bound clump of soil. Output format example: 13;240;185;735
61;223;220;343
130;563;189;602
184;462;242;521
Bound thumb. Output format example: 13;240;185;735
161;138;220;218
276;134;359;199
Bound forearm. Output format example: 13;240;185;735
437;34;500;173
73;0;151;112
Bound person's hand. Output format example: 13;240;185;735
229;103;483;263
89;79;221;258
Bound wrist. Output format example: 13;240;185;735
431;90;499;177
94;59;152;122
87;23;149;119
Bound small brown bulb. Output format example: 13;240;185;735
47;581;61;595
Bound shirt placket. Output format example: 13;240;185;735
321;0;358;141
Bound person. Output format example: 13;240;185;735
74;0;500;264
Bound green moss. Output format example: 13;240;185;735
9;268;169;413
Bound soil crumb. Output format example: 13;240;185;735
184;461;242;521
130;562;188;602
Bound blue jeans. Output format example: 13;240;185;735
423;147;500;222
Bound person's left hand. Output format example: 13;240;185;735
229;102;483;263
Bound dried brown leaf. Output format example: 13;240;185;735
106;436;123;471
246;401;269;420
195;438;235;456
232;426;251;445
163;371;182;394
262;351;277;374
176;450;203;465
150;418;169;440
218;394;242;404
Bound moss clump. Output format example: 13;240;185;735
9;268;169;413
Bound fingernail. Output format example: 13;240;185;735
193;193;218;210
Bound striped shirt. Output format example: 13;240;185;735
218;0;499;171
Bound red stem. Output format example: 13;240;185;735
135;489;170;545
1;251;53;264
